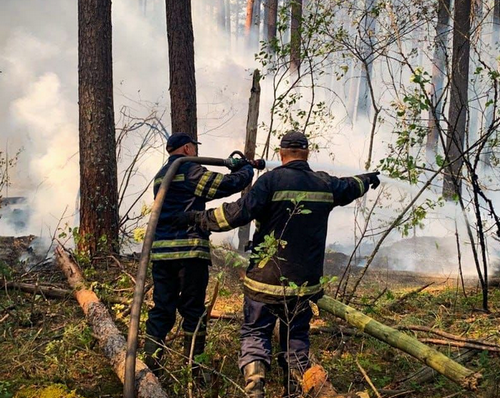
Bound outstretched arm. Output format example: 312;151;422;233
331;172;380;206
176;174;271;232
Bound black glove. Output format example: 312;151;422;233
169;211;199;229
225;157;249;171
363;171;381;189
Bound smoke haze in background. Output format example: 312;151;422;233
0;0;497;275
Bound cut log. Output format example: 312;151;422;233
302;364;369;398
55;247;168;398
317;295;481;390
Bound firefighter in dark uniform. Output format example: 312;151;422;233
144;132;255;377
175;130;380;397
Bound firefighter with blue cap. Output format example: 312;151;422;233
144;132;255;380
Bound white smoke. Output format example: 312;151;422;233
0;0;498;277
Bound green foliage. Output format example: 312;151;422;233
0;260;12;279
399;197;444;237
250;231;287;269
0;381;13;398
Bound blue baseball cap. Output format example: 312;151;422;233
280;130;309;149
166;132;201;152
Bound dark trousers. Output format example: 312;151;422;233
146;258;209;341
239;295;313;372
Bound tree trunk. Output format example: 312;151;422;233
246;0;255;42
355;0;376;120
165;0;198;139
426;0;451;165
217;0;226;30
317;295;481;390
238;70;261;252
482;0;500;167
290;0;303;74
442;0;472;199
55;247;168;398
266;0;278;42
78;0;119;258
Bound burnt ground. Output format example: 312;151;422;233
0;240;499;397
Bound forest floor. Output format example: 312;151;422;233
0;242;499;398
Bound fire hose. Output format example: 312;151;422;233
123;152;265;398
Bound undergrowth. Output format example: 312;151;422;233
1;247;499;397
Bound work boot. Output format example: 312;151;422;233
243;361;266;398
282;368;302;397
183;333;210;386
143;338;164;378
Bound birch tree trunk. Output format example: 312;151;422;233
317;295;481;390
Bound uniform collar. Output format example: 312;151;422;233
167;154;186;163
278;160;311;171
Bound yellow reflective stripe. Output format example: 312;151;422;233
154;174;184;186
152;238;210;248
353;176;365;195
150;251;211;261
195;172;213;196
272;190;334;203
207;173;223;199
214;206;231;230
244;276;322;297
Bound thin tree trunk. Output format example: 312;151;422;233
55;247;168;398
165;0;198;139
238;70;261;251
317;295;481;390
78;0;119;257
246;0;256;45
427;0;451;165
482;0;500;167
252;0;262;47
356;0;376;120
442;0;472;199
290;0;303;74
266;0;278;42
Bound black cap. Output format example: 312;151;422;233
166;132;201;152
280;130;309;149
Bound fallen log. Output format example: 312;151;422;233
2;281;130;305
398;325;500;348
55;246;168;398
317;295;481;390
418;338;500;352
397;349;477;388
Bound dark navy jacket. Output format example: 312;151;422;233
151;154;254;262
197;160;372;303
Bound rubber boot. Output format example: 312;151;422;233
243;361;266;398
184;333;210;386
282;368;302;397
144;338;163;378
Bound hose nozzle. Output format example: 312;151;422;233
225;150;266;170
